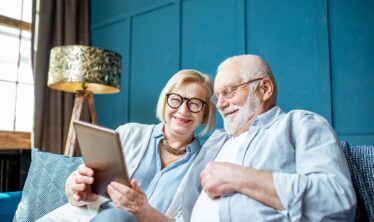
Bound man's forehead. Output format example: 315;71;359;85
214;67;242;91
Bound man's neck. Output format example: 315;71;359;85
233;116;254;137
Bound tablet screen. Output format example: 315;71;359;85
73;120;130;197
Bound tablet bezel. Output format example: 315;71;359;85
73;120;130;197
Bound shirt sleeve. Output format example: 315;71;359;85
273;112;356;221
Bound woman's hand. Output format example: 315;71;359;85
65;164;98;206
108;180;151;215
108;180;176;222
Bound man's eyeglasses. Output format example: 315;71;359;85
166;93;207;113
210;77;263;105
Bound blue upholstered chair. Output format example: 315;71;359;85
0;191;22;221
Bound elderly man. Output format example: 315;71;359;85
178;54;356;221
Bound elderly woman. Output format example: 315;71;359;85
64;69;215;221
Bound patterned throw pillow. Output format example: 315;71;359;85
341;142;374;222
13;148;83;222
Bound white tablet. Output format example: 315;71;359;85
73;120;130;197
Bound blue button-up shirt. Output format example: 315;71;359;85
132;123;201;213
180;107;356;222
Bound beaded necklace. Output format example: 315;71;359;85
161;138;187;156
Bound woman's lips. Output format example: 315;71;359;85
174;116;191;124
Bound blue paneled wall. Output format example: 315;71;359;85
91;0;374;145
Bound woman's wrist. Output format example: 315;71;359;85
133;202;156;222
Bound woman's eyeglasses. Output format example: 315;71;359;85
166;93;207;113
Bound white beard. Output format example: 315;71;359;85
221;92;260;135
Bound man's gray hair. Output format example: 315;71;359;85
217;54;278;103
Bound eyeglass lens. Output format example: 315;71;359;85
211;78;263;105
167;93;205;113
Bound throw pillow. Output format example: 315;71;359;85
341;142;374;222
13;148;83;222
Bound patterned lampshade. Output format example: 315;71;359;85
48;45;122;94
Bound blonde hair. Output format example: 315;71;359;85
156;69;215;136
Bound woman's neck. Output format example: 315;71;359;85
163;128;194;148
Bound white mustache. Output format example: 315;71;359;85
221;105;240;116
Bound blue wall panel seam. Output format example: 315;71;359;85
91;0;176;30
325;0;334;128
339;133;374;136
127;17;133;122
236;0;246;54
316;0;333;123
177;0;182;69
91;14;128;30
243;0;247;53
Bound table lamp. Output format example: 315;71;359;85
48;45;122;156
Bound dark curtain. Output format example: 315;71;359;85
32;0;90;154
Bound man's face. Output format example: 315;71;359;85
223;88;260;135
214;64;261;135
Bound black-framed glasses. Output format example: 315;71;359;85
166;93;207;113
210;77;263;105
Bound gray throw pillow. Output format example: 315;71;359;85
13;148;83;222
341;142;374;222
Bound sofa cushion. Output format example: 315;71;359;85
0;191;22;222
341;142;374;222
13;148;83;222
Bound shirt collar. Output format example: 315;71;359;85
252;106;284;128
153;123;164;138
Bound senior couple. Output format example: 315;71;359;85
63;54;356;222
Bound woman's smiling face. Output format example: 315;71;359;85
164;82;206;138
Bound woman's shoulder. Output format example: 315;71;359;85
116;122;155;131
116;123;156;137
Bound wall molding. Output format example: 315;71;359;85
91;0;178;30
237;0;246;54
316;0;333;123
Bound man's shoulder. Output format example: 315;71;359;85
210;128;227;137
282;109;331;127
203;128;228;146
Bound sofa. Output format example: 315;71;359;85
0;142;373;222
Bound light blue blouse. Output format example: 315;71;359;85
131;123;201;213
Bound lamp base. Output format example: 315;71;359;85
64;90;97;157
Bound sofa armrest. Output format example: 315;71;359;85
0;191;22;222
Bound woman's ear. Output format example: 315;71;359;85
260;78;274;102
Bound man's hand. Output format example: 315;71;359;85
200;161;285;210
65;164;98;206
200;161;242;199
